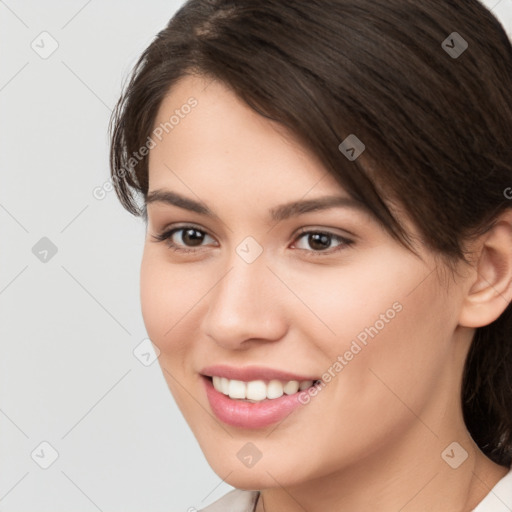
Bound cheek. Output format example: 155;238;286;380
276;252;410;357
140;247;204;355
286;253;454;415
140;248;205;415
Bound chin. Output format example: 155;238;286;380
214;464;290;490
201;446;312;490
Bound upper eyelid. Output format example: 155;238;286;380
160;224;216;239
156;221;219;240
158;224;353;247
159;223;350;236
155;225;218;248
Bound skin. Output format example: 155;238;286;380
141;74;512;512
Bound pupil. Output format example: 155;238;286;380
183;229;204;246
309;233;330;250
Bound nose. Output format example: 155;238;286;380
201;253;288;350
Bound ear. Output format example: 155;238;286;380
458;209;512;328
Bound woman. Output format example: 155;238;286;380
109;1;512;510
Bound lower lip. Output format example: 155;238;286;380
203;376;307;429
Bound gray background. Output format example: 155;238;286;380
1;1;511;511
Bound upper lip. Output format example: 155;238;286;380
200;365;319;382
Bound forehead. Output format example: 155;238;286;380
148;74;344;195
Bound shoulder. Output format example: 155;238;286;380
472;466;512;512
199;489;260;512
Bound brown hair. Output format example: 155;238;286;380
109;0;512;466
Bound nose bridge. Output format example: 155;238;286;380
203;243;286;346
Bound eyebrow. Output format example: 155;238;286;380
146;189;370;222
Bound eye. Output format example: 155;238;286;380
151;225;217;253
151;225;354;256
291;229;353;255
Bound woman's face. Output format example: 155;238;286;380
141;74;470;489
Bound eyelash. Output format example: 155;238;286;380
151;224;354;257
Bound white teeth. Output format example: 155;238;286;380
283;380;299;395
211;376;316;402
267;380;284;399
228;379;246;399
246;380;267;401
220;377;229;394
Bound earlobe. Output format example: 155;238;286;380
459;209;512;328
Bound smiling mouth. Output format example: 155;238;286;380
205;375;321;403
